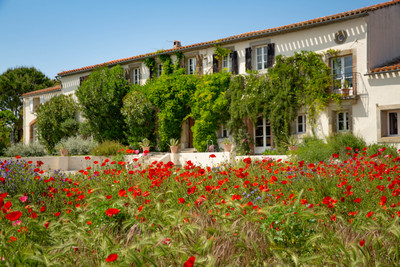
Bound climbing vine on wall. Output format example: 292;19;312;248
190;72;230;151
143;57;156;78
159;54;173;75
226;51;336;148
214;44;231;61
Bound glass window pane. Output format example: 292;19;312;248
256;137;264;147
389;112;398;135
256;126;264;136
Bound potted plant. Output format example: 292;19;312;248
169;138;180;153
138;138;151;152
56;143;68;157
284;136;299;151
223;138;232;152
341;80;351;96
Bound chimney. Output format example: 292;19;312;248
173;40;181;49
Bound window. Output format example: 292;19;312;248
157;64;163;77
297;115;306;134
220;125;229;138
388;111;399;136
256;46;268;70
188;58;197;74
29;97;41;113
337;111;350;132
331;56;353;90
222;53;232;72
133;68;140;85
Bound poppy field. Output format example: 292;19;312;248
1;147;400;266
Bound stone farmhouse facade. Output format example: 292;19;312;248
22;0;400;153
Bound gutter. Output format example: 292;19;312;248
60;13;368;77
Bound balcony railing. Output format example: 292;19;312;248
331;72;359;97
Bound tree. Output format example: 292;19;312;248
121;89;155;148
0;110;17;154
76;65;130;143
0;67;55;142
36;95;79;152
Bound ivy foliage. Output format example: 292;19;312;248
121;89;155;148
76;65;130;143
36;95;79;152
190;72;230;151
142;69;198;151
159;54;173;75
227;51;335;148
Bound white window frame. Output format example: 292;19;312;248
331;55;353;90
296;115;306;134
256;46;268;70
133;68;140;85
222;53;232;72
157;64;163;77
188;58;197;74
337;111;350;132
388;111;400;136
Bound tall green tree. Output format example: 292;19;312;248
36;95;79;152
0;67;55;142
76;65;130;143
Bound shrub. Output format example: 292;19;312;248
121;89;155;148
36;95;79;152
76;65;130;143
55;136;97;155
3;142;46;157
90;140;128;156
233;128;252;155
326;132;366;160
366;143;399;158
294;135;332;163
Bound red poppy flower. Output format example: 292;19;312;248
162;238;171;245
40;206;46;212
105;253;118;262
85;156;91;160
44;221;50;228
184;256;196;267
209;154;216;158
54;212;60;217
366;211;373;218
332;153;339;158
5;211;22;221
15;155;21;159
106;195;112;199
105;208;120;217
330;214;336;221
359;239;365;247
178;198;185;204
118;189;127;197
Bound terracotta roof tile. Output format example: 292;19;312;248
21;85;61;97
370;59;400;73
58;0;400;76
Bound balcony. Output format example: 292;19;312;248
331;72;360;98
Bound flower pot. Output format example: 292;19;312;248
223;144;232;152
341;88;350;96
170;145;179;153
60;149;68;157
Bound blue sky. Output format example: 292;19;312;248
0;0;385;79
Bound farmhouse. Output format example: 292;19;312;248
22;0;400;152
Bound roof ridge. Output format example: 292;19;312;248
58;0;400;76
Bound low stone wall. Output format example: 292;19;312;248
0;153;289;172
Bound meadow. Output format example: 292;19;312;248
1;147;400;266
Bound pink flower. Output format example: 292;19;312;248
19;196;28;202
242;139;246;143
13;220;22;226
135;150;139;154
